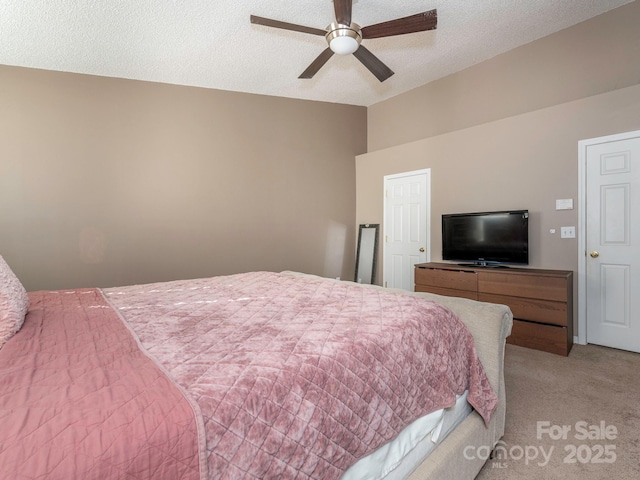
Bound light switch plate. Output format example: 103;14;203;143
561;226;575;238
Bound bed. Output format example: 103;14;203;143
0;257;512;480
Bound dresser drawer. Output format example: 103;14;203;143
416;285;479;301
479;293;568;327
478;272;569;302
415;268;477;291
508;319;570;356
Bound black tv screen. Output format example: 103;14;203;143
442;210;529;266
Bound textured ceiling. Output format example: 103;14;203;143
0;0;633;106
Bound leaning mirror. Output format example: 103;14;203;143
354;224;379;284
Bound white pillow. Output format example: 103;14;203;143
0;255;30;349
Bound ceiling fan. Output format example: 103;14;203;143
250;1;437;82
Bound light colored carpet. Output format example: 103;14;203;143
476;343;640;479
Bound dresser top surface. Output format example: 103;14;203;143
416;262;573;278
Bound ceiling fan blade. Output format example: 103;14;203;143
333;0;353;26
250;15;326;36
299;48;335;79
353;46;394;82
361;9;437;39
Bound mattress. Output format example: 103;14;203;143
342;391;472;480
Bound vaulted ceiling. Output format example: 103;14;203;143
0;0;633;106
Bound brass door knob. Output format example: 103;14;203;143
590;251;599;258
419;247;425;252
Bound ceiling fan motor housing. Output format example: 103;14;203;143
326;22;362;54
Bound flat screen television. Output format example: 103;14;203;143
442;210;529;267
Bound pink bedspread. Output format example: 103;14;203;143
104;272;498;479
0;289;205;480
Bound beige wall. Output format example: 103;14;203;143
0;66;366;291
358;84;640;333
368;0;640;152
357;1;640;335
358;83;640;272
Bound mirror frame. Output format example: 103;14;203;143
354;223;379;284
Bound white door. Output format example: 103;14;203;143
383;169;430;290
582;132;640;353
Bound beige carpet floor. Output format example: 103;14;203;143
476;343;640;479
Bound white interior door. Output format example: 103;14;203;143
383;169;430;290
582;132;640;353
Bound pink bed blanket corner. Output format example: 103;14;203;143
0;288;207;480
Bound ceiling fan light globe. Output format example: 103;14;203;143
330;36;359;55
326;22;361;55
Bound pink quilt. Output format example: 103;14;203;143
104;271;498;479
0;289;205;480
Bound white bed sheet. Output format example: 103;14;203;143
342;391;472;480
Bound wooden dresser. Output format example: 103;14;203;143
415;262;573;356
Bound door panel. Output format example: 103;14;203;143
601;264;629;327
